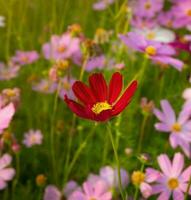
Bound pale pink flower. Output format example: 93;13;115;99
42;33;80;61
131;169;160;198
11;50;39;66
23;129;43;147
93;0;115;11
69;180;112;200
154;100;191;157
44;181;80;200
0;62;20;81
0;154;15;190
0;97;15;134
150;153;191;200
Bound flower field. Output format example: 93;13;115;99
0;0;191;199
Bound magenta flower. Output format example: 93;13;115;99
93;0;115;11
0;154;15;190
150;153;191;200
157;11;177;28
23;129;43;147
42;33;80;61
69;180;112;200
120;32;184;71
0;97;15;134
11;50;39;66
85;55;106;72
171;0;191;28
154;100;191;157
132;0;164;18
43;185;61;200
0;62;20;80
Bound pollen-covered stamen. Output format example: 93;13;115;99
145;45;157;56
144;1;151;9
21;56;29;63
146;32;156;40
167;178;179;190
57;45;66;53
131;171;145;185
92;102;112;115
186;9;191;16
171;123;182;133
89;198;97;200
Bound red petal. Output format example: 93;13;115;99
93;110;112;122
112;81;137;116
108;72;122;104
65;96;93;120
72;81;96;105
89;73;108;102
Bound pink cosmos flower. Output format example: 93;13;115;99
0;62;20;80
120;32;184;71
44;181;81;200
42;33;80;61
150;152;191;200
93;0;115;11
0;154;15;190
0;97;15;134
69;180;112;200
85;55;106;72
157;11;178;28
171;0;191;28
23;129;43;147
131;168;160;198
32;79;57;94
132;0;164;18
59;77;76;100
99;166;129;190
154;100;191;157
11;50;39;66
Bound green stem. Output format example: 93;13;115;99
50;81;61;183
6;0;13;60
63;123;97;185
107;122;125;200
184;175;191;200
137;115;148;153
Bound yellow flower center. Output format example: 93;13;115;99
171;123;181;133
186;9;191;16
21;56;29;63
146;32;156;40
5;89;16;97
30;135;37;143
131;171;145;185
92;102;112;115
89;198;97;200
57;46;65;53
63;82;71;90
167;178;179;190
144;2;151;9
145;45;157;56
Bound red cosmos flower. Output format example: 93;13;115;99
64;72;137;121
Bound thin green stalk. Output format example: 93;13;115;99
50;80;61;184
6;0;13;60
184;175;191;200
137;115;148;153
63;123;97;185
107;122;125;200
